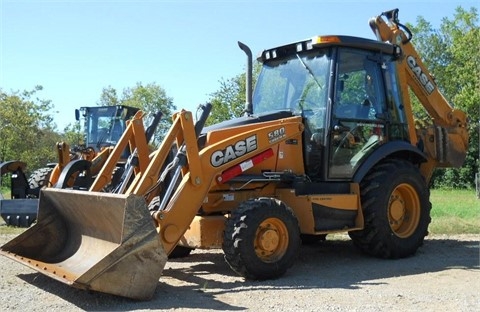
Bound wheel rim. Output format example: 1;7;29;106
254;217;289;262
388;183;421;238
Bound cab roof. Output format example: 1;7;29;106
258;35;400;62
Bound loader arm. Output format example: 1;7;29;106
370;9;469;181
135;110;305;255
48;142;72;187
89;110;150;191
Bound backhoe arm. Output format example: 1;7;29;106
370;9;469;180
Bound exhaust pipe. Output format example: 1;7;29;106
238;41;253;115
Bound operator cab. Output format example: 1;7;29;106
254;35;409;181
76;105;139;152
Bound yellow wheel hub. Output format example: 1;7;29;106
388;183;421;238
254;218;289;262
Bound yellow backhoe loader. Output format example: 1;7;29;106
1;9;468;300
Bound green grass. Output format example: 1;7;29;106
429;189;480;234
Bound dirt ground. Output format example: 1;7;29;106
0;233;478;311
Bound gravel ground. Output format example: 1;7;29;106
0;233;479;311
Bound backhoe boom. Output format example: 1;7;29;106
370;9;468;180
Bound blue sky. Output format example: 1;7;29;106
1;0;478;131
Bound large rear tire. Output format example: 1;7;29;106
28;167;53;197
223;198;301;280
349;159;431;259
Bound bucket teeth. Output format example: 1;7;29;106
0;199;38;227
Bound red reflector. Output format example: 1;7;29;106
217;149;274;183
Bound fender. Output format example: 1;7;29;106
55;159;92;189
352;141;427;183
0;160;27;175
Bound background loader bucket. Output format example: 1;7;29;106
0;188;167;300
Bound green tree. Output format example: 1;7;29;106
62;122;84;147
98;82;176;145
408;7;479;188
0;86;58;173
98;86;120;107
207;63;261;125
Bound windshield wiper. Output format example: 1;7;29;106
296;54;324;91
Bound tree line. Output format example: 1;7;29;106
1;6;478;189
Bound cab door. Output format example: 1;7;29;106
328;48;388;179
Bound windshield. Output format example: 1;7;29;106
86;106;122;146
253;50;330;117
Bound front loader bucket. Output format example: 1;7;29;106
0;188;167;300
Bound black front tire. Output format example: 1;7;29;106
223;198;301;280
349;159;431;259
